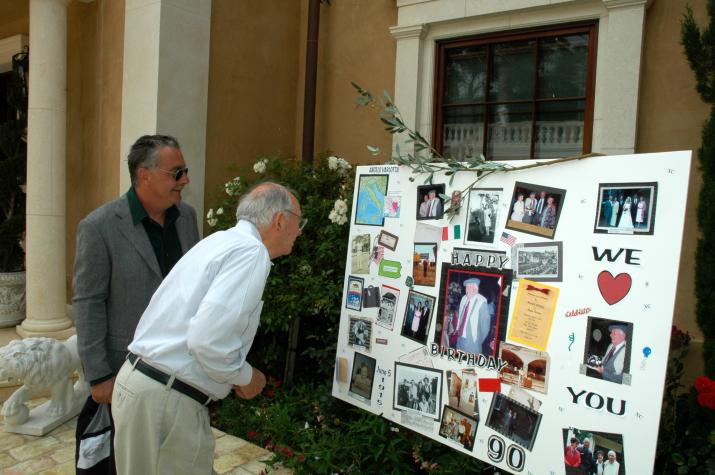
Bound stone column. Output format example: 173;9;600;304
17;0;74;338
389;24;429;155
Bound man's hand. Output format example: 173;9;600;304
90;377;115;403
233;369;266;400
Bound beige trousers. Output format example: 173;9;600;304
112;361;215;475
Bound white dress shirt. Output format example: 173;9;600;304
129;220;271;399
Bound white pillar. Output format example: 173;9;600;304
390;24;429;155
119;0;211;230
17;0;74;339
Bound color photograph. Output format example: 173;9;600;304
413;242;438;286
594;182;657;235
505;182;566;239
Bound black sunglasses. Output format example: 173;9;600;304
156;166;189;181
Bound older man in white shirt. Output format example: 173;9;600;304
602;450;620;475
111;182;305;475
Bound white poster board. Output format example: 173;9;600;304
332;151;692;474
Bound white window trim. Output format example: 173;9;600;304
391;0;652;158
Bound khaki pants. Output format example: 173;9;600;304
112;361;215;475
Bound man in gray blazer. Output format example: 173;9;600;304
72;135;200;472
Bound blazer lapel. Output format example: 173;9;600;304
114;198;162;279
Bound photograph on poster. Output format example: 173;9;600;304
581;317;633;385
351;234;371;274
400;290;436;344
417;184;446;220
377;284;400;330
349;352;376;402
378;230;399;251
393;362;443;420
562;427;625;475
594;182;657;235
433;264;512;357
348;316;372;351
384;194;401;218
505;182;566;239
413;243;438;286
446;369;479;416
512;241;563;282
355;174;389;226
508;386;542;411
499;342;550;394
345;276;364;311
362;285;380;308
464;188;502;245
485;392;541;451
438;406;477;451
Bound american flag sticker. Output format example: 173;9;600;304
500;232;517;246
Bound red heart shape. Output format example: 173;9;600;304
597;271;632;305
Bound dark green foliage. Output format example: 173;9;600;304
0;51;27;272
205;155;353;381
212;383;488;474
682;1;715;376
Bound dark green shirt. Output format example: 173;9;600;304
126;187;183;277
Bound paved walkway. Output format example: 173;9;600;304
0;399;289;475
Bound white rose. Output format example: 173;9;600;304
327;156;338;170
253;159;267;174
206;208;214;219
216;207;224;215
208;217;218;227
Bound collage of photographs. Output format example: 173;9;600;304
337;172;659;474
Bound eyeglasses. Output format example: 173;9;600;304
284;209;307;231
156;167;189;181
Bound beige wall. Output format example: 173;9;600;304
0;0;28;40
637;0;708;341
203;0;397;220
65;0;125;293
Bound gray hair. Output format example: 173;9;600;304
127;134;180;186
236;182;297;228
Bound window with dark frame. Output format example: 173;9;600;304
433;22;598;161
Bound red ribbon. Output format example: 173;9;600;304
526;284;550;295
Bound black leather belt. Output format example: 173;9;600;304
127;353;213;406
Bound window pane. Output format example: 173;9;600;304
534;100;585;159
444;46;487;104
442;105;485;159
538;34;589;98
487;103;532;160
489;40;536;101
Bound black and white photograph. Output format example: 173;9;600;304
348;352;377;402
581;317;633;385
350;234;371;274
433;264;513;357
345;276;364;311
505;182;566;239
594;182;657;235
499;342;550;394
439;406;478;451
400;290;436;344
485;392;541;451
376;284;400;330
512;241;563;282
417;184;446;220
464;188;502;245
348;316;372;351
562;428;626;475
393;362;443;420
362;284;381;308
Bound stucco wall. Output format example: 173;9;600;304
0;1;28;40
66;0;125;293
203;0;397;224
637;0;708;340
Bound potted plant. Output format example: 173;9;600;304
0;50;28;327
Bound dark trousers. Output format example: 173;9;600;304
75;396;116;475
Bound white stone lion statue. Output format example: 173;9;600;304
0;335;88;425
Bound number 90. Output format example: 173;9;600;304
487;435;525;472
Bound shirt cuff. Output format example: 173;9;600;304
89;373;115;386
232;362;254;387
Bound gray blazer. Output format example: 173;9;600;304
72;194;200;383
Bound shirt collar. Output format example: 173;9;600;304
126;186;179;226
